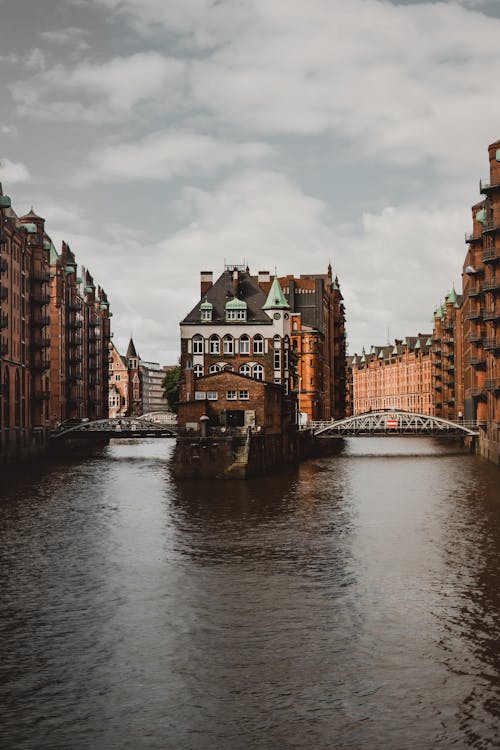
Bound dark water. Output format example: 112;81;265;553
0;438;499;750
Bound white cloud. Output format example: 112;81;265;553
78;130;273;183
39;27;89;44
9;52;186;122
0;125;18;137
0;158;31;184
24;47;46;70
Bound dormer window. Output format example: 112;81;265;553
225;297;247;321
200;299;213;322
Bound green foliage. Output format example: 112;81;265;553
162;365;181;413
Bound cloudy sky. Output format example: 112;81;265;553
1;0;499;362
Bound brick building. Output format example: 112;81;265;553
351;334;433;415
462;139;500;462
178;265;295;432
0;189;51;454
431;289;463;422
108;338;171;418
0;184;111;458
278;265;346;421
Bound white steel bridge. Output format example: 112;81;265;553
309;410;480;438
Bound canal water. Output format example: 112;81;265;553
0;439;499;749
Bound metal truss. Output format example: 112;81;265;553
312;410;480;438
52;417;178;439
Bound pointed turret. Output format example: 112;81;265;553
262;276;290;310
126;337;138;359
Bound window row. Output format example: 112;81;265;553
192;333;265;356
195;389;250;401
193;362;265;380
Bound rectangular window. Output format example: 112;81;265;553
239;390;249;400
226;390;237;400
207;391;218;400
274;351;281;370
195;391;206;400
115;374;121;381
201;310;212;321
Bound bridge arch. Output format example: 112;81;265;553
312;410;479;438
52;417;177;439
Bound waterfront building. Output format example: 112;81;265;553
462;139;500;462
108;338;171;418
0;188;51;456
278;265;346;421
431;290;463;422
351;335;433;415
178;265;294;431
49;243;111;425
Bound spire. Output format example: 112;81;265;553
327;262;332;279
262;276;290;310
446;285;457;305
126;337;138;359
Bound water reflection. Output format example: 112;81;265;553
0;438;498;749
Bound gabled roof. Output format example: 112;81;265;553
182;269;273;324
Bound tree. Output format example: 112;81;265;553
162;365;181;413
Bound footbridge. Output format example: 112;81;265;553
51;417;178;440
310;410;480;438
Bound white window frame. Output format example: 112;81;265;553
253;335;264;354
239;390;249;400
193;364;203;377
193;335;204;354
209;336;220;355
207;391;218;401
253;364;264;381
240;334;250;354
239;363;251;377
209;364;221;374
226;390;237;400
194;391;206;400
223;335;234;355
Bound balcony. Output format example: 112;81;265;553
483;337;500;351
33;315;51;327
465;232;477;243
466;309;481;320
68;335;82;347
33;359;50;372
34;389;51;401
467;285;482;297
482;308;500;320
68;370;82;382
480;178;500;193
31;269;50;282
483;220;500;234
32;292;50;305
31;337;50;349
482;246;500;263
433;347;442;355
484;379;500;391
482;279;500;292
68;318;83;330
0;284;7;301
68;299;82;312
469;386;485;397
468;356;485;367
69;354;83;365
0;312;7;329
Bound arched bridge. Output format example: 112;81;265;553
51;417;178;440
310;410;480;438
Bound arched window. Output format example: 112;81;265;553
209;364;221;374
192;334;203;355
239;363;251;377
209;335;220;355
193;364;203;377
253;364;264;381
240;334;250;355
253;334;263;355
223;335;234;355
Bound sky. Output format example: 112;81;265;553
1;0;499;363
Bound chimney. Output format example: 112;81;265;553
232;267;239;294
258;270;270;284
200;271;213;297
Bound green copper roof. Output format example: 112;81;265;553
65;266;75;275
496;149;500;162
476;208;487;225
446;286;457;305
414;339;421;349
225;297;247;309
262;276;290;310
22;223;37;234
0;196;11;209
392;345;398;355
43;240;51;250
50;244;60;265
426;337;432;346
360;353;366;363
332;279;339;291
200;299;213;309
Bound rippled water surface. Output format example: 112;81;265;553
1;438;499;749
